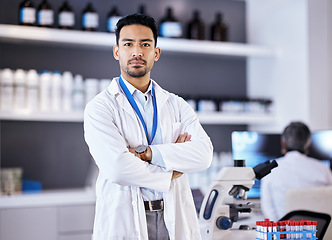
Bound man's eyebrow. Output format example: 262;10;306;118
141;39;153;42
121;38;153;42
121;38;134;42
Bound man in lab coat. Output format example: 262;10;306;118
84;13;213;240
261;121;332;221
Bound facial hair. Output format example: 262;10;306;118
126;58;150;78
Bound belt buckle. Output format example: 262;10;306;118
148;200;162;212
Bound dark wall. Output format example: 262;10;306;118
0;0;247;189
0;121;92;189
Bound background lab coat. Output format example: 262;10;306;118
84;78;213;240
261;151;332;221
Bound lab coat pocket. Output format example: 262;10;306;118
99;185;137;237
172;122;182;142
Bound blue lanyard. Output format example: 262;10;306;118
119;75;158;145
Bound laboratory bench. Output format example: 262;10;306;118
0;188;264;240
0;188;96;240
0;188;95;208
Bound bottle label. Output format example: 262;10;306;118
107;16;122;32
37;9;54;25
1;86;13;110
27;88;39;111
20;8;36;24
59;12;75;27
160;22;182;37
82;13;99;28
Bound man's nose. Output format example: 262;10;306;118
132;46;143;57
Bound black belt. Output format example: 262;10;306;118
144;199;164;211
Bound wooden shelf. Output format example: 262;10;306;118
0;110;274;125
0;24;275;57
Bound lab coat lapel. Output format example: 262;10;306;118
108;78;149;146
152;81;172;143
108;78;137;120
152;80;169;117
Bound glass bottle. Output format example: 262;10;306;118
37;0;54;28
159;7;182;38
210;12;228;42
82;2;99;31
19;0;36;26
39;71;52;111
107;6;122;33
13;69;27;110
1;69;14;110
26;69;39;111
72;74;84;111
58;1;75;29
187;10;205;40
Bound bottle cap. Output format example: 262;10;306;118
26;69;39;86
14;69;26;84
1;68;14;84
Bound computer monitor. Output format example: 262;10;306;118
231;131;283;198
309;130;332;169
231;130;332;199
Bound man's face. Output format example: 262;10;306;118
113;24;161;79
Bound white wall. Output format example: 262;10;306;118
246;0;332;132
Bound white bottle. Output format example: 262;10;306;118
51;71;62;112
85;78;99;105
62;71;73;112
72;74;84;111
99;78;112;92
13;69;27;110
26;69;39;111
39;71;52;111
1;68;14;110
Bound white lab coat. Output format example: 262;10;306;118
261;151;332;221
84;77;213;240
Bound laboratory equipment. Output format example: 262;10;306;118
199;159;278;240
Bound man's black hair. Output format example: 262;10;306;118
281;121;311;154
115;13;158;47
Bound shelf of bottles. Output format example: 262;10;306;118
0;68;275;124
0;24;274;57
0;1;278;57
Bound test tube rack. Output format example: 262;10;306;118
256;230;317;240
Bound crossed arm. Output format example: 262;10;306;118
128;132;192;180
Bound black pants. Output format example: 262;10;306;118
145;210;170;240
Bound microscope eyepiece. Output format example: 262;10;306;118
253;159;278;180
234;159;246;167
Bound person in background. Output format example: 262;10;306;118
84;13;213;240
261;121;332;221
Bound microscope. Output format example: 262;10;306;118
199;159;278;240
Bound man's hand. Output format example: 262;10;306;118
172;170;183;180
175;132;191;143
128;132;191;179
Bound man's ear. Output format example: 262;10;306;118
113;45;119;60
154;47;161;61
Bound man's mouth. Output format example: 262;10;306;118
129;58;146;66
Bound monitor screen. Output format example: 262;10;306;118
231;130;332;198
309;130;332;168
231;131;283;198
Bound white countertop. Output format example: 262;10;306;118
0;188;96;209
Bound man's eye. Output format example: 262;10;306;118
142;43;150;47
124;43;131;46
